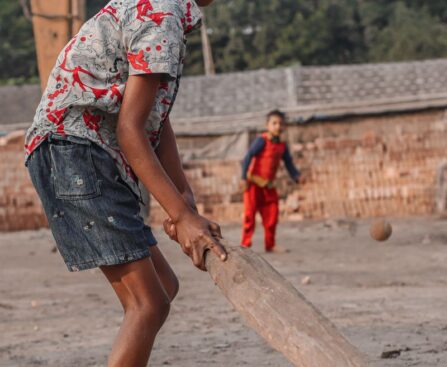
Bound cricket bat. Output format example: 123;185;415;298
205;244;369;367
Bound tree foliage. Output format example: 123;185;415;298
1;0;447;83
0;0;37;84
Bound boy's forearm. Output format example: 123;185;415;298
118;125;191;222
241;137;266;179
241;151;256;179
116;74;192;222
283;144;300;181
156;118;193;196
241;152;253;180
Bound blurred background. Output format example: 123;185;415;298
2;0;447;229
2;0;447;82
1;2;447;366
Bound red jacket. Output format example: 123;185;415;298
248;133;286;181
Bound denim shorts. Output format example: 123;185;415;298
26;132;157;272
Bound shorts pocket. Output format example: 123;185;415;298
50;142;101;200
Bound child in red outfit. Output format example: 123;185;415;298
240;110;300;252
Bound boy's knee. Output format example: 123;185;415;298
126;294;171;328
167;275;179;302
154;297;171;324
144;298;170;328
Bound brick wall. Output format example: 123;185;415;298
151;108;447;224
1;108;447;231
0;131;47;231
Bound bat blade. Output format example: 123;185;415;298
206;245;368;367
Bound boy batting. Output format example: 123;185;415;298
25;1;225;366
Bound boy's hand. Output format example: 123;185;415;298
163;189;196;240
163;218;177;241
164;216;222;242
240;179;248;191
163;190;200;241
164;211;225;271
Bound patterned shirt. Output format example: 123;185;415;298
24;0;202;201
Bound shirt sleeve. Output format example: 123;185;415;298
241;137;266;180
122;4;184;79
283;144;300;181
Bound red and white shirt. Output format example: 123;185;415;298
25;0;202;200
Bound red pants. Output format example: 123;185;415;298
241;184;279;251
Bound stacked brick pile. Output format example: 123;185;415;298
0;131;47;231
150;109;447;224
284;109;447;220
1;109;447;231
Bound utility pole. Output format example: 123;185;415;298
200;13;216;76
29;0;86;90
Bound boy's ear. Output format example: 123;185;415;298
195;0;214;6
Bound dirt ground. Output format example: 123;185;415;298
1;217;447;367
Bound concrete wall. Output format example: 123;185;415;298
0;85;41;126
2;59;447;125
173;59;447;119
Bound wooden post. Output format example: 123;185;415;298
72;0;86;37
436;161;447;214
200;14;215;76
30;0;86;91
206;245;369;367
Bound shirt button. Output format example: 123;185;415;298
76;178;84;186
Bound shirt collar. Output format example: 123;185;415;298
182;0;202;34
265;132;281;143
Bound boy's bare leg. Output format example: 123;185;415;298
100;255;171;367
150;245;179;301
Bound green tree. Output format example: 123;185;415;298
186;0;366;74
278;0;366;66
0;0;37;84
0;0;108;85
364;2;447;62
405;0;447;23
2;0;447;82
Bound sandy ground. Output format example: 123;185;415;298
1;217;447;367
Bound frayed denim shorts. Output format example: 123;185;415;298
26;132;157;272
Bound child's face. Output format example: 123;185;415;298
266;115;284;137
195;0;214;6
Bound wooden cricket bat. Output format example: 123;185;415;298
205;244;369;367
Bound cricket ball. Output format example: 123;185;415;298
369;219;392;242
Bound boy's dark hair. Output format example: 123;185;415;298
266;109;286;122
